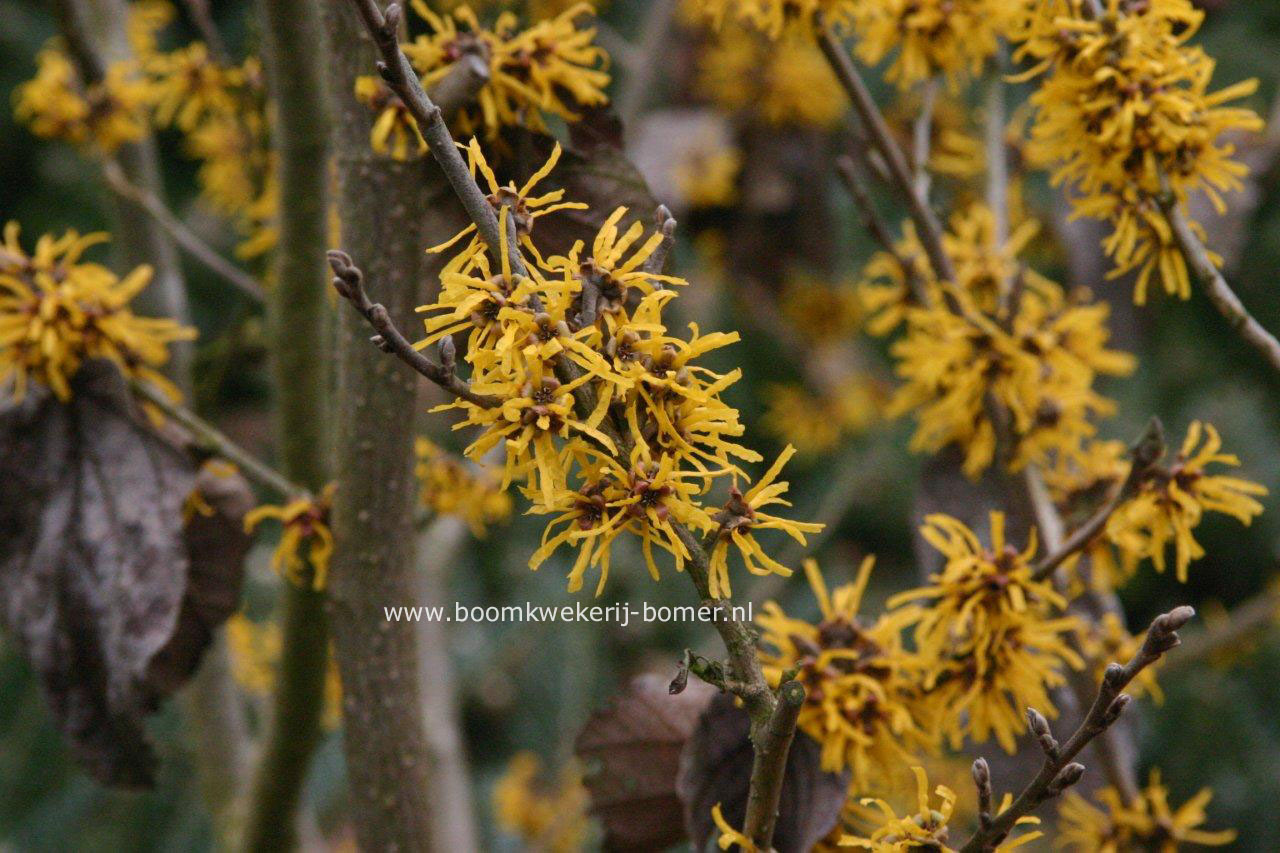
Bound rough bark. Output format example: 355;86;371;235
321;1;468;847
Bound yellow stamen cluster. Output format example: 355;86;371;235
890;513;1083;753
414;437;513;536
0;223;195;403
243;483;337;590
1057;769;1236;851
419;143;819;596
1011;0;1263;303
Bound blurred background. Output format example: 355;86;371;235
2;0;1280;849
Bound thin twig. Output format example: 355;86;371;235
101;159;265;303
327;250;499;408
1031;417;1165;582
179;0;230;64
913;76;938;197
742;681;806;850
835;154;927;304
130;377;305;499
1156;182;1280;376
816;15;955;284
959;606;1196;853
640;204;677;276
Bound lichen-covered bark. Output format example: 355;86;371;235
243;0;333;847
321;1;469;847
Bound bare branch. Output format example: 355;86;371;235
640;204;677;277
1156;184;1280;376
960;606;1196;853
815;15;955;284
913;76;938;197
1031;417;1165;581
101;159;265;303
742;681;806;850
835;154;927;304
327;250;499;408
130;377;306;500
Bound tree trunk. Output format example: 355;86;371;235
243;0;334;847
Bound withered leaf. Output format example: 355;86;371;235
500;113;661;259
677;692;849;853
574;673;715;851
0;361;239;787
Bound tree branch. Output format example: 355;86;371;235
1156;184;1280;376
1031;417;1165;581
130;377;306;499
815;15;955;284
742;681;806;850
960;606;1195;852
101;158;265;303
327;250;499;408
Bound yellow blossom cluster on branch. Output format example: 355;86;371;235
1011;0;1263;303
1057;768;1236;851
864;204;1134;477
355;0;609;157
0;223;195;403
412;142;820;597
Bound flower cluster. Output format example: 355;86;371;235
848;0;1017;89
758;557;931;787
1057;769;1236;851
14;3;276;258
695;20;844;128
760;379;880;454
356;1;609;155
1012;0;1262;303
0;223;195;403
415;437;513;536
693;0;856;39
867;205;1134;477
244;483;337;590
839;766;1041;851
415;143;820;597
891;512;1083;752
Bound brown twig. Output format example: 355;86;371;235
1156;183;1280;376
835;154;927;304
327;250;499;408
816;15;955;285
640;204;677;277
1031;417;1165;582
742;681;806;850
101;158;265;303
960;606;1196;852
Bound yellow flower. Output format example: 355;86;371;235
492;751;589;853
405;1;610;138
414;438;512;536
145;41;243;131
354;75;427;161
840;766;1041;851
711;802;757;851
15;48;151;152
779;273;864;343
758;557;933;786
1106;421;1266;582
707;445;823;598
670;134;742;208
890;512;1083;752
761;380;881;454
1057;769;1236;852
428;139;587;262
696;21;845;128
849;0;1017;89
1012;0;1262;302
244;483;337;590
0;223;195;403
